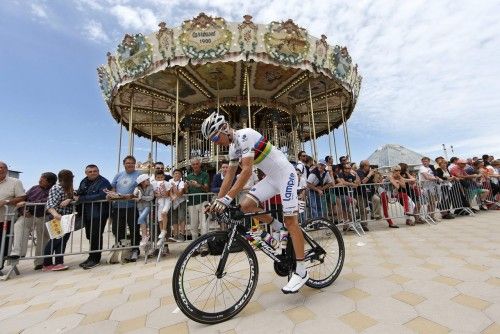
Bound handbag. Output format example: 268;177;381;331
386;193;406;225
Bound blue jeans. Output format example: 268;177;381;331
308;190;324;218
43;233;71;266
137;207;151;225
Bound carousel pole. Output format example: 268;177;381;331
149;100;154;175
216;75;220;171
155;141;158;162
117;112;123;173
273;120;278;146
289;113;296;160
343;101;352;159
307;108;313;157
340;99;349;158
128;92;134;155
345;118;352;160
175;73;180;169
246;64;252;128
169;113;174;169
333;128;338;164
308;79;318;162
299;111;305;152
323;82;333;160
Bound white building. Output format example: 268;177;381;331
367;144;424;172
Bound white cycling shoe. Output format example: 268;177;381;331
282;271;309;294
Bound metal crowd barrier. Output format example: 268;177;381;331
1;205;19;279
299;178;489;233
0;192;268;280
480;178;500;209
1;177;497;281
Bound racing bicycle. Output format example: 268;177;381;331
172;207;345;324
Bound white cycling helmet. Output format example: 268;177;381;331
201;112;226;139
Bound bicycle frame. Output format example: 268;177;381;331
214;208;325;278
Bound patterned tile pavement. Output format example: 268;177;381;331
1;211;500;333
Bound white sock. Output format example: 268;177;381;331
270;218;283;231
159;230;167;238
296;260;306;277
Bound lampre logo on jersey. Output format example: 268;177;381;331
283;173;295;202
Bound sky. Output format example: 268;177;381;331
1;0;499;187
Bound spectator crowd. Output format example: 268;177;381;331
0;151;498;273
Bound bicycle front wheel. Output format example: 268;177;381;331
172;231;259;324
302;218;345;289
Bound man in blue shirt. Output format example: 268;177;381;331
105;155;141;262
75;165;112;269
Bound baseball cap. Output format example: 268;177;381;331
136;174;149;184
318;160;326;165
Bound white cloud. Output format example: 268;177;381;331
110;5;160;32
83;20;110;43
31;3;48;19
75;0;104;11
43;0;500;159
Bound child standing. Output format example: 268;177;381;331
151;171;172;246
133;174;154;247
169;169;187;241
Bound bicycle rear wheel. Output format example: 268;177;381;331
172;231;259;324
302;218;345;289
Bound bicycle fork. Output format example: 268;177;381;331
215;224;239;279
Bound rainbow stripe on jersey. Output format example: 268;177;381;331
253;136;272;164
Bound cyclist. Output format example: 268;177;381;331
201;112;308;294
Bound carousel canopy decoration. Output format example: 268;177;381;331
97;13;362;146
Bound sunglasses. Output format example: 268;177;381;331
210;128;224;142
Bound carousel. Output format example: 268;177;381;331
97;13;362;172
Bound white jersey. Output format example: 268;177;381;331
228;128;291;176
228;128;298;215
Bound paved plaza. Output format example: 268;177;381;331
1;211;500;333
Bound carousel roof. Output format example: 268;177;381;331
97;13;362;145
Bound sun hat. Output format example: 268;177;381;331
136;174;149;184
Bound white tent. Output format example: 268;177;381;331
367;144;424;170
